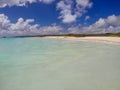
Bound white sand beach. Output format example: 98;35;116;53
44;36;120;45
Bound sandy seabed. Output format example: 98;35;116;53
0;37;120;90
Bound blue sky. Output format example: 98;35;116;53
0;0;120;36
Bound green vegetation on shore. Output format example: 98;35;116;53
2;33;120;38
57;33;120;37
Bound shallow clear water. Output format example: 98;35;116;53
0;37;120;90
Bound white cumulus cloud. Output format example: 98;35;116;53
0;14;63;37
10;18;35;31
85;16;90;21
57;0;93;23
38;25;63;35
0;14;10;30
68;15;120;34
0;0;55;8
39;0;55;4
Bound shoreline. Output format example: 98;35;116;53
43;36;120;45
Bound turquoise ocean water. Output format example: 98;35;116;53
0;37;120;90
